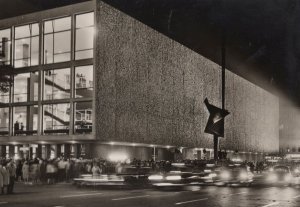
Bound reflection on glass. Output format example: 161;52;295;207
13;105;38;135
75;65;93;98
43;103;70;134
0;28;11;65
0;108;9;135
44;17;71;64
14;72;38;102
14;23;39;68
44;68;70;100
75;102;92;134
75;12;94;60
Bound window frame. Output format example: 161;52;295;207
43;15;72;64
13;22;40;68
74;11;95;60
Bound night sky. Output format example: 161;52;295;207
1;0;300;105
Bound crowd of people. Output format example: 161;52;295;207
0;155;294;195
0;159;16;195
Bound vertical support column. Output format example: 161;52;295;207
35;145;41;159
70;144;78;158
50;144;57;159
5;145;9;159
0;145;5;157
214;135;219;161
221;31;226;111
80;144;86;158
38;20;43;135
197;150;202;160
57;144;61;157
60;144;65;157
213;12;227;162
41;145;46;159
14;145;19;160
69;11;76;136
41;144;48;160
153;146;156;161
64;144;71;158
9;145;14;159
32;146;37;159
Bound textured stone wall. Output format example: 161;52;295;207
95;1;279;153
221;73;279;153
279;104;300;152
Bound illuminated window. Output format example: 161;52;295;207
75;12;94;60
0;107;9;136
74;101;92;134
13;72;39;102
13;105;38;135
0;90;10;104
43;103;70;135
43;68;70;100
0;28;11;65
14;23;39;68
44;17;71;64
75;65;93;98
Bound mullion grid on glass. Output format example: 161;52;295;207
75;12;94;60
0;28;11;65
14;23;39;68
43;17;71;64
3;11;95;136
42;102;70;135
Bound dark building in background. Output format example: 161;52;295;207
0;1;279;162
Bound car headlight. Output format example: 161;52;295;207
239;172;248;180
220;171;230;180
208;173;217;178
166;175;181;181
148;175;163;181
267;174;277;182
269;168;274;172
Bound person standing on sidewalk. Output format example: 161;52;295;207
7;160;16;194
57;158;67;182
1;162;9;194
22;161;29;184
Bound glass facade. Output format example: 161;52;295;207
13;72;39;103
75;12;94;60
43;103;70;135
0;11;94;137
44;17;71;64
75;65;93;98
14;23;39;68
0;90;9;104
0;107;9;135
13;105;38;135
0;28;11;65
75;101;92;134
44;68;70;100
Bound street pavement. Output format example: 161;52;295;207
1;180;300;207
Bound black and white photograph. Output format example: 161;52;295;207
0;0;299;206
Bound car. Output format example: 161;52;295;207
290;166;300;177
194;163;218;185
266;165;295;186
148;163;204;189
214;164;254;186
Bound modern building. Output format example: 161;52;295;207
0;1;279;161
